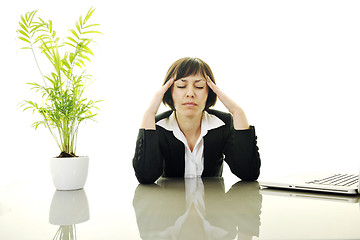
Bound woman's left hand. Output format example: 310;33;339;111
206;76;250;130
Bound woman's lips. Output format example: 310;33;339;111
183;102;197;106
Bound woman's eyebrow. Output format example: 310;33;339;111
177;79;205;82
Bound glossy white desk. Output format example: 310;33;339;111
0;176;359;239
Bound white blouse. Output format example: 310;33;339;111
156;111;225;178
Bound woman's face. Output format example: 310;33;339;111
171;73;209;118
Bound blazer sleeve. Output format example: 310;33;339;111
223;123;261;181
133;129;163;184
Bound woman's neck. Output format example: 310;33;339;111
176;112;202;133
175;112;202;150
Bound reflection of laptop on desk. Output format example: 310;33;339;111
259;171;360;195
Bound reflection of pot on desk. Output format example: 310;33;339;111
49;189;90;225
49;189;90;240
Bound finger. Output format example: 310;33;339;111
169;77;175;86
160;78;174;96
206;76;217;92
166;77;175;87
161;77;175;94
206;75;213;86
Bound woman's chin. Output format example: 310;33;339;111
176;109;202;118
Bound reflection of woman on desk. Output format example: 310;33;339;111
133;57;261;183
133;178;262;240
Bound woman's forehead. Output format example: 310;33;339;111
176;74;206;82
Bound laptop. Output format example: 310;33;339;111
260;187;360;203
259;170;360;195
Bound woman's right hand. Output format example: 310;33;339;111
141;77;175;129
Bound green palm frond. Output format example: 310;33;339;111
17;7;102;156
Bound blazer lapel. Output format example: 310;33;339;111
202;128;224;177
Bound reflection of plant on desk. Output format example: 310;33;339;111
17;8;102;157
53;225;76;240
49;189;90;239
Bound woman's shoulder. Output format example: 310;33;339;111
206;109;232;125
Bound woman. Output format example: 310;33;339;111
133;57;261;184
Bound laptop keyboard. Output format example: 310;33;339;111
306;174;359;187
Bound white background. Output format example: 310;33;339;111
1;0;360;188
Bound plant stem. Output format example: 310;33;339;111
30;42;48;88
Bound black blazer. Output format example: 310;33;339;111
133;109;261;184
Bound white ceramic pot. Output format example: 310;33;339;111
50;156;89;191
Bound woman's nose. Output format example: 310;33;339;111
186;87;195;97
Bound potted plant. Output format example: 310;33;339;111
17;8;102;190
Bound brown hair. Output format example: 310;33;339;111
162;57;217;111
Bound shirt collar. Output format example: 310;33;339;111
156;111;225;136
